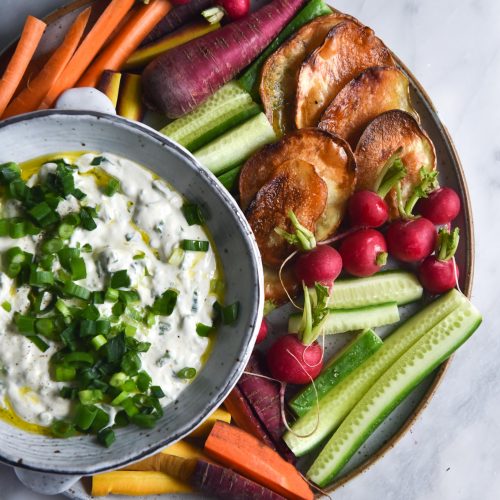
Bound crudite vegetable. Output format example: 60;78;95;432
0;16;46;117
142;0;307;118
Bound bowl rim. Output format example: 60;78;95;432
0;109;264;475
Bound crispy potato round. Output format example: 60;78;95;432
259;13;360;136
239;128;356;241
355;109;436;217
295;21;395;129
246;159;328;268
319;66;418;148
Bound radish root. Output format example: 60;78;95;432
278;249;302;310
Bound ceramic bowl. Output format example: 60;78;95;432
0;111;264;493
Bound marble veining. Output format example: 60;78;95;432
0;0;499;498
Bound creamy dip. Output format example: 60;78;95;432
0;152;221;430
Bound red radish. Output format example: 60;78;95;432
171;0;191;4
219;0;250;19
419;256;459;294
416;187;461;225
266;334;323;385
348;190;389;228
386;218;437;262
142;0;306;118
293;245;342;287
256;318;268;344
338;228;388;277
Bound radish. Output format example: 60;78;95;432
347;190;389;228
293;245;342;287
142;0;307;118
416;187;461;225
171;0;191;5
419;257;459;294
256;318;269;344
418;226;460;294
266;334;323;384
338;228;388;277
219;0;250;20
386;218;436;263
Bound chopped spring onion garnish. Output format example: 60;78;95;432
167;247;184;266
1;301;11;312
182;203;205;226
104;178;120;196
151;289;178;316
181;239;209;252
70;256;87;280
222;301;240;325
177;367;197;379
63;281;91;300
196;323;215;337
110;270;131;289
74;404;98;431
55;365;77;382
97;427;116;447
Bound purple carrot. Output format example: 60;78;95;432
238;353;295;462
140;0;214;46
192;460;287;500
142;0;307;118
224;385;277;451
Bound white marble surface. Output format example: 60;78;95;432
0;0;499;498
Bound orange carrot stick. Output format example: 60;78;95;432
204;421;314;500
0;16;46;117
3;8;91;118
78;0;172;88
39;0;136;109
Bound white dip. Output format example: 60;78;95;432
0;152;220;427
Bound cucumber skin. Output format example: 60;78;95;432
308;300;482;486
330;271;423;309
238;0;332;99
288;302;400;335
183;103;260;152
284;290;468;456
217;164;242;191
290;330;383;417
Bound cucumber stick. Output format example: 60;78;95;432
194;113;276;175
288;302;400;335
161;82;260;151
330;271;423;309
290;329;383;417
284;289;469;456
308;298;482;486
217;164;241;191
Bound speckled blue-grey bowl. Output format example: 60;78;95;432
0;111;264;493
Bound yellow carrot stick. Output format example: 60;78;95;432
188;407;232;438
124;21;220;70
91;470;192;497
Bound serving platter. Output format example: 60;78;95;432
0;0;475;498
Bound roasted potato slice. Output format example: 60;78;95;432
295;21;395;129
239;129;356;241
264;265;300;308
355;109;436;217
319;66;418;148
246;159;328;268
259;13;361;136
